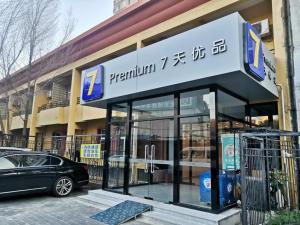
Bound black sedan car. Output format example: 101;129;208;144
0;150;89;197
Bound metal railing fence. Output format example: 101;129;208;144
240;131;300;225
74;134;105;186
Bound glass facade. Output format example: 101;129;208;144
179;116;210;207
179;89;211;208
103;87;278;211
107;104;127;190
217;90;247;208
132;95;174;120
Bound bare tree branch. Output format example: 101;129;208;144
0;0;76;140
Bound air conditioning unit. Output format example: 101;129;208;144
252;19;270;38
47;90;52;99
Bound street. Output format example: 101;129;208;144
0;190;104;225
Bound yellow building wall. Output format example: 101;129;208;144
11;115;32;130
75;119;106;135
36;107;69;127
29;88;49;136
75;106;106;123
272;0;292;131
240;0;274;50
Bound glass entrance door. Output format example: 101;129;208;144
129;119;174;203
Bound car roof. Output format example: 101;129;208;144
0;151;61;158
0;147;32;151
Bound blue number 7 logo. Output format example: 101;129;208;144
81;65;104;102
244;22;265;81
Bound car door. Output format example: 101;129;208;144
0;154;24;195
18;154;57;191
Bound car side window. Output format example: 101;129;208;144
50;156;62;166
22;155;51;167
0;155;23;169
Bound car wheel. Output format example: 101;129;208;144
53;176;73;197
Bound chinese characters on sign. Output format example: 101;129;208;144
80;144;101;159
192;46;205;61
161;38;227;70
108;39;228;85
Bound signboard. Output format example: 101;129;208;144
80;13;278;106
81;65;104;102
80;144;101;159
221;134;240;170
244;22;265;81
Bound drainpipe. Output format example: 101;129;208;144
276;84;286;131
282;0;298;132
277;84;291;208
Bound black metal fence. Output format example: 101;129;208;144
0;134;36;149
40;135;73;158
74;134;105;186
240;131;300;225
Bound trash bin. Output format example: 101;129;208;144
199;170;236;206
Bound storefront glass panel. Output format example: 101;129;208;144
180;89;210;116
179;116;211;208
111;103;127;122
217;90;247;208
132;95;174;120
218;90;246;120
178;89;212;208
107;103;128;190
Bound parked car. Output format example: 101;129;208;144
0;150;89;198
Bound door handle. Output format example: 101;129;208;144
144;145;149;173
151;144;155;174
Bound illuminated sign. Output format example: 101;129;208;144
244;22;265;81
81;65;104;102
80;144;101;159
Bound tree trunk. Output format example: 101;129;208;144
5;94;9;134
0;113;5;134
21;81;31;147
0;92;9;134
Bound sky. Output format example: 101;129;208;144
60;0;114;39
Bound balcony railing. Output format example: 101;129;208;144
38;100;69;113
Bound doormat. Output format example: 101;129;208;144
90;200;153;225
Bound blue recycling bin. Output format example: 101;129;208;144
199;170;235;206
